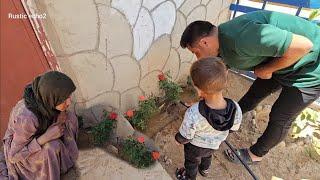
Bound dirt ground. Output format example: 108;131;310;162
143;73;320;180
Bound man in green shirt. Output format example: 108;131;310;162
180;10;320;166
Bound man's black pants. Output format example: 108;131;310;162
184;143;214;180
239;78;320;157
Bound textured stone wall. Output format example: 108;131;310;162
29;0;232;126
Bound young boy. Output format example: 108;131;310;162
175;57;242;180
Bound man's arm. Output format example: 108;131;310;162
254;34;313;79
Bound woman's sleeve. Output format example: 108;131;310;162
66;112;78;140
7;115;41;163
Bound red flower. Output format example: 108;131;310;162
152;151;160;160
109;112;118;120
158;73;166;81
126;110;134;118
138;95;145;101
137;136;145;143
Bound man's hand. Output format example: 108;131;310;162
254;66;273;79
255;34;313;76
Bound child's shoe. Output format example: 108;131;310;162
198;168;209;177
175;167;188;180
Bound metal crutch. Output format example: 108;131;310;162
224;140;258;180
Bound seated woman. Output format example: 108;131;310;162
2;71;78;180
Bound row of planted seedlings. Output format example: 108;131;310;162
89;71;183;168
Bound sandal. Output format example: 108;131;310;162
224;148;259;165
198;168;209;177
175;167;188;180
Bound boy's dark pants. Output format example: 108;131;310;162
239;78;320;157
184;143;214;180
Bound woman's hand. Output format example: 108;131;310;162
37;123;65;146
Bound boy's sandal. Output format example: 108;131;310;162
198;168;209;177
224;148;259;165
175;167;187;180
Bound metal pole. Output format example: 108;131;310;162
224;141;258;180
295;6;302;16
262;0;267;10
232;0;240;19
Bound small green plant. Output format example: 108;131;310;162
158;72;183;103
308;9;320;26
76;115;84;129
120;137;159;168
291;108;320;158
187;75;193;87
126;96;158;130
91;112;117;145
186;75;197;98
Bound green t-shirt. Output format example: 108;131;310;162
218;10;320;88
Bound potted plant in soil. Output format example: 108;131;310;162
91;111;118;146
125;96;158;131
158;71;183;111
119;136;160;168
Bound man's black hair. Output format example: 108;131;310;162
180;21;216;48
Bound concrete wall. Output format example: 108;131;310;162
24;0;232;126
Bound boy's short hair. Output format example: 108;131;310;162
190;57;228;93
180;21;216;48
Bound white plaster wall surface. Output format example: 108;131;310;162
133;8;154;60
111;0;141;27
152;1;176;40
32;0;232;124
98;7;133;58
41;0;98;55
171;12;187;48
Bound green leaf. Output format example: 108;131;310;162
295;119;307;129
159;71;183;103
121;138;155;168
130;97;158;130
92;112;117;145
77;115;84;129
309;9;320;21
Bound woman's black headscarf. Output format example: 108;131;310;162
23;71;76;136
